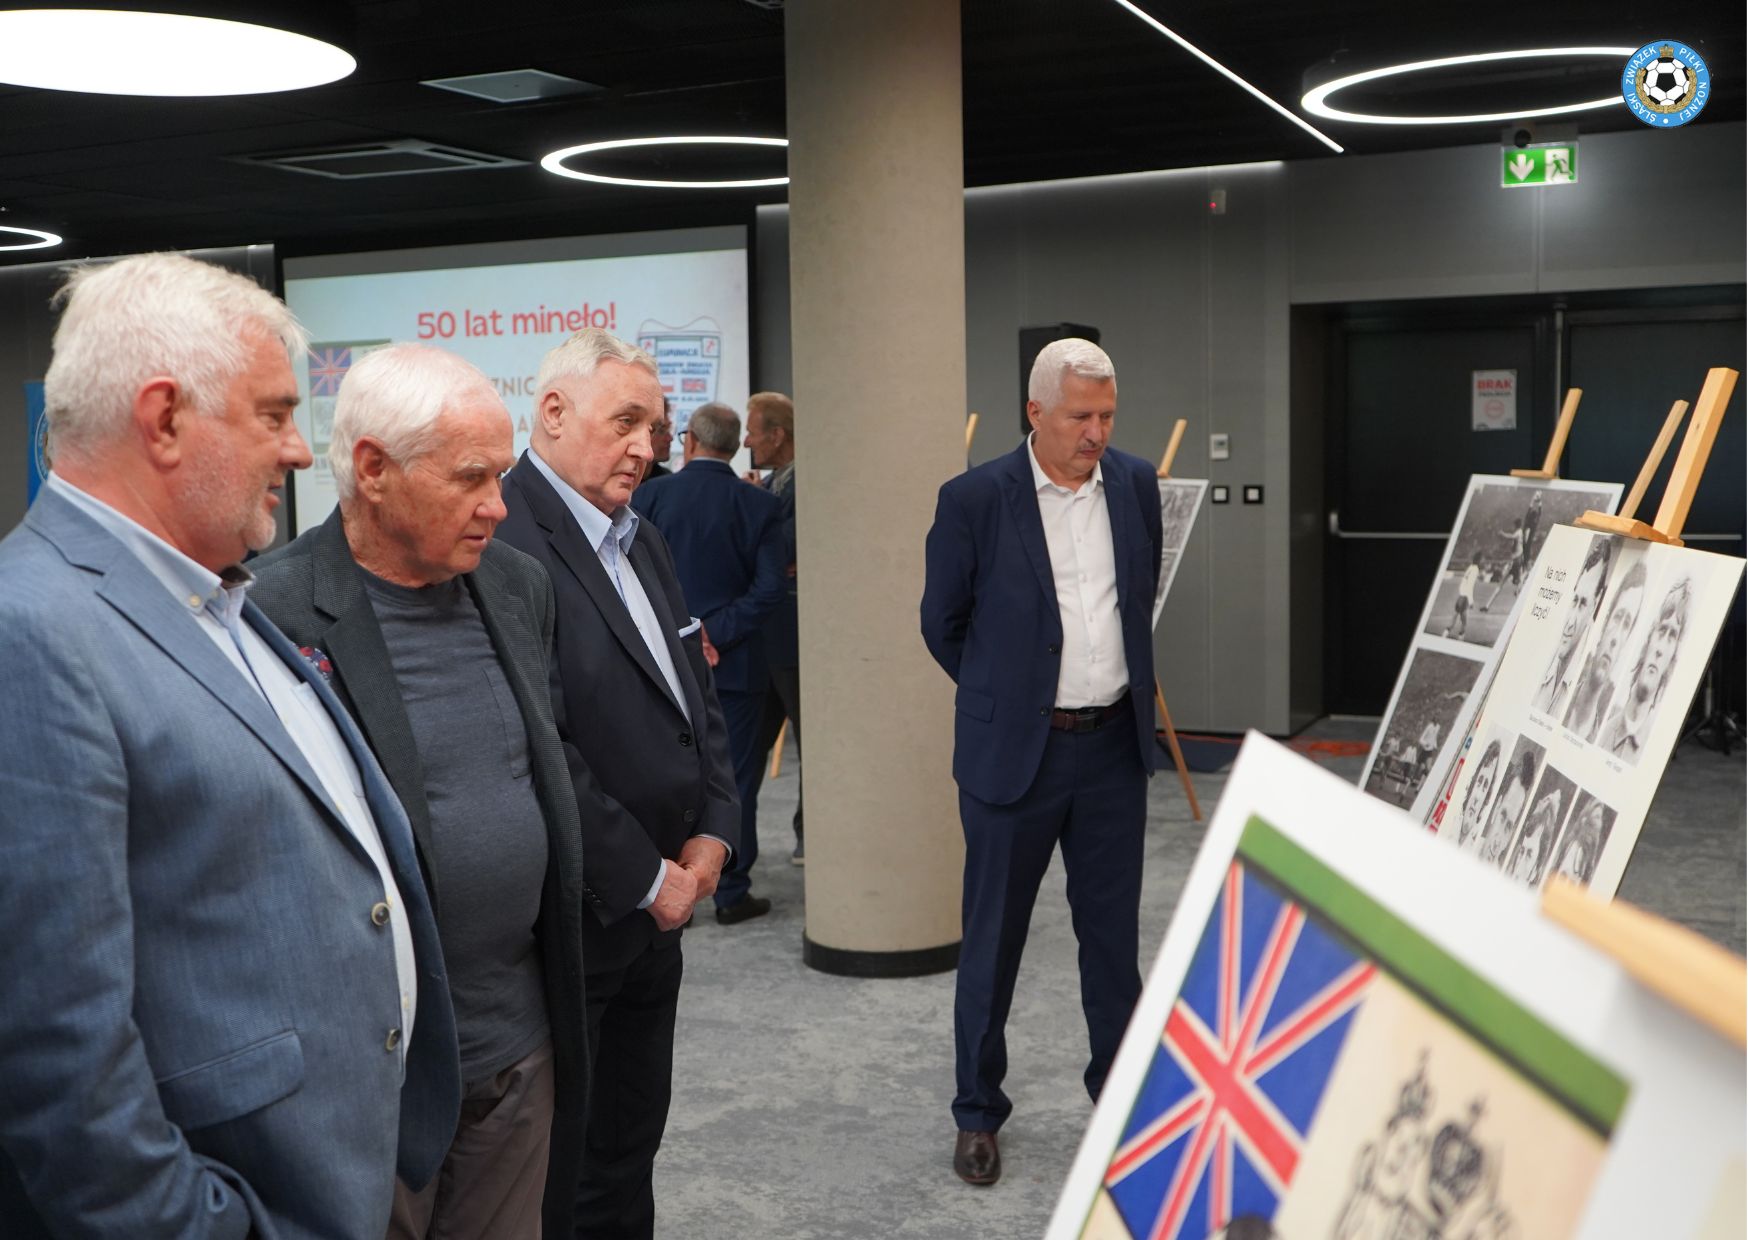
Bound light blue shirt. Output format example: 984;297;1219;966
526;449;730;907
46;473;419;1066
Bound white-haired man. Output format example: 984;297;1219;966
249;343;592;1240
922;337;1162;1186
0;254;460;1238
497;328;737;1240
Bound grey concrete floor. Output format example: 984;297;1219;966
657;720;1744;1238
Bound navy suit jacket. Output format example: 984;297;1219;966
634;458;787;694
0;487;460;1240
921;443;1162;806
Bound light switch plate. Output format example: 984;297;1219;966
1211;485;1230;504
1243;485;1264;505
1209;432;1230;461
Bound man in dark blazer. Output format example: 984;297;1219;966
636;401;787;921
0;254;460;1239
496;328;738;1240
921;338;1161;1187
249;345;590;1240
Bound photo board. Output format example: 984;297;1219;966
1428;524;1745;898
1048;734;1745;1240
1360;476;1621;819
1153;478;1209;627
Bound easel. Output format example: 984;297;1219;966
964;411;979;455
1509;387;1582;479
1543;877;1746;1048
1154;417;1202;822
1576;366;1739;547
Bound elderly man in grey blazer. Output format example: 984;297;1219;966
0;254;460;1239
251;344;592;1240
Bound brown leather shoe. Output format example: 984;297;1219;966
953;1129;1001;1185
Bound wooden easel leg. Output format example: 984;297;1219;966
769;718;787;780
1154;678;1202;822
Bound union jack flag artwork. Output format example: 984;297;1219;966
682;377;707;393
308;346;352;397
1102;860;1376;1240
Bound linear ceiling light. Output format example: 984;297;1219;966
0;9;355;95
1105;0;1343;154
541;136;789;189
0;225;63;251
1302;47;1636;125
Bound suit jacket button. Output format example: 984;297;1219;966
1039;707;1048;716
683;809;697;824
370;901;391;927
1047;644;1060;654
678;731;693;747
385;1027;402;1052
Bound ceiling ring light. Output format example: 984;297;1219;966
540;136;789;189
0;10;355;96
0;225;63;252
1302;46;1637;125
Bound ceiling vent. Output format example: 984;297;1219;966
422;69;603;104
240;139;525;180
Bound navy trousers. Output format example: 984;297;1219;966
952;717;1148;1133
713;686;767;908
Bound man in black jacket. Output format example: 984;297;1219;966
496;327;738;1240
251;343;589;1240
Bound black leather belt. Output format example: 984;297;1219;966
1049;690;1130;733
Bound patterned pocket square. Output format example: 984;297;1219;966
297;645;335;682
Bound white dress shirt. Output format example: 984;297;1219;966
48;473;419;1067
1027;435;1130;709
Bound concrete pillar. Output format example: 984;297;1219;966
786;0;964;975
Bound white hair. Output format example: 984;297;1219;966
43;252;307;458
533;327;657;404
329;343;504;502
1027;337;1116;410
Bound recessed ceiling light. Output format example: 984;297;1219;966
540;136;789;189
1105;0;1343;154
0;225;62;251
0;9;355;96
1302;47;1636;125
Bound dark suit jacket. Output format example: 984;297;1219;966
249;511;589;1239
496;451;741;974
633;458;787;694
920;443;1162;806
760;465;799;669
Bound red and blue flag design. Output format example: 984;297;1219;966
308;346;352;397
1104;860;1375;1239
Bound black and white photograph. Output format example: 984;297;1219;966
1422;483;1616;650
1595;571;1693;767
1505;763;1578;887
1362;649;1482;810
1528;533;1616;719
1151;477;1207;625
1560;559;1649;743
1451;725;1513;852
1547;791;1617;888
1468;734;1545;868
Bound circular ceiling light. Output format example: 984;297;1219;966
1302;47;1637;125
0;9;355;96
540;136;789;189
0;225;63;251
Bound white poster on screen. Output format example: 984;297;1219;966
1472;368;1518;431
285;244;749;533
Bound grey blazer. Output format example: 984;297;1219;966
249;510;591;1239
0;487;460;1240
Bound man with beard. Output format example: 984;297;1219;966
1562;561;1646;742
1530;536;1613;718
1599;577;1692;764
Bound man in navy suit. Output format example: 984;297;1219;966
922;338;1161;1186
0;253;459;1238
636;402;787;923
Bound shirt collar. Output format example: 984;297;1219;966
46;472;255;622
528;447;639;554
1025;432;1102;496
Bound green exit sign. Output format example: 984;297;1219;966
1502;145;1578;187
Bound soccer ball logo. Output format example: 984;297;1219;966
1636;47;1695;111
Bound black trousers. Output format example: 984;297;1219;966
574;943;684;1240
747;662;803;841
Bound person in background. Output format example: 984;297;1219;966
249;343;591;1240
0;252;460;1239
637;401;787;922
642;397;674;482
